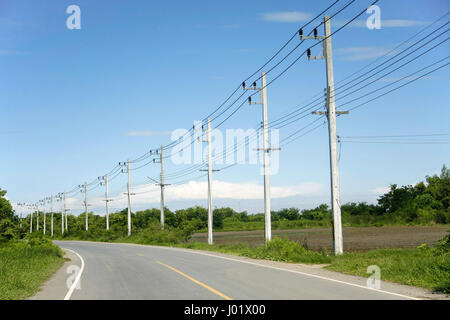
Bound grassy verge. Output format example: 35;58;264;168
176;238;332;264
326;247;449;293
0;238;65;300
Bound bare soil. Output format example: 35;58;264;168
190;225;450;252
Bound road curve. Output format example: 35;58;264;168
53;241;413;300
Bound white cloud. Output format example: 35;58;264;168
335;46;394;61
221;24;240;29
82;180;323;213
126;130;172;137
0;49;27;56
372;186;390;195
262;11;311;23
381;20;429;28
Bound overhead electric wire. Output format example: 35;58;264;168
267;39;449;130
341;57;450;111
214;0;379;132
268;12;449;127
268;21;449;129
155;0;361;168
37;0;449;206
280;122;326;147
341;141;450;144
204;0;342;122
250;0;356;86
331;23;449;99
278;60;450;146
341;133;450;138
162;0;346;155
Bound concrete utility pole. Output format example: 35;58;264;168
127;159;131;236
243;72;280;244
29;205;33;233
62;191;66;235
55;194;61;234
119;160;135;236
99;173;111;230
206;119;213;245
105;174;109;230
65;194;68;232
199;118;218;245
159;146;165;229
42;199;46;235
105;174;110;230
50;196;54;237
36;204;39;231
303;16;347;255
149;146;170;230
84;182;88;231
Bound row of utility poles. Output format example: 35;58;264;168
22;191;69;237
20;15;345;255
196;15;344;254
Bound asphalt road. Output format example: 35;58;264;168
51;241;414;300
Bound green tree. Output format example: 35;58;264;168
0;188;14;221
0;188;18;241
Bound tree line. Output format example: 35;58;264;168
1;165;448;242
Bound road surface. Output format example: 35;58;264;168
48;241;415;300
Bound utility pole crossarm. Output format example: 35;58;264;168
312;111;349;115
253;147;281;152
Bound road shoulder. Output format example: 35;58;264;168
28;249;80;300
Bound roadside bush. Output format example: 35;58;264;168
26;234;63;257
241;237;332;264
434;231;450;254
130;223;186;245
0;219;18;242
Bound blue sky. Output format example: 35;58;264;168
1;0;449;215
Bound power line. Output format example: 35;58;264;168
345;58;449;111
341;133;450;138
267;13;449;127
341;141;450;144
268;21;449;129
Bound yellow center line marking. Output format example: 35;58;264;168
156;261;232;300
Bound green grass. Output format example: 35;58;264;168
0;240;65;300
326;247;450;293
176;237;332;264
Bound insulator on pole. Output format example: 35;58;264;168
307;48;311;58
248;96;252;104
242;81;246;89
314;28;318;38
299;28;303;37
253;81;256;88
